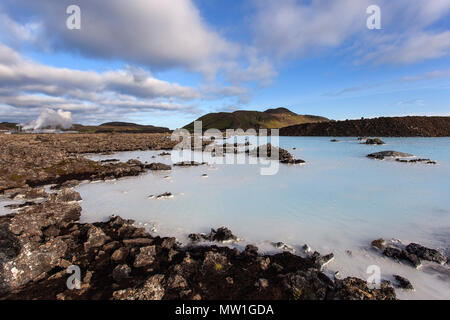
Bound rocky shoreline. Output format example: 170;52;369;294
0;133;178;193
1;187;397;300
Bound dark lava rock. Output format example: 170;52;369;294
112;264;132;282
156;192;173;199
50;180;81;190
111;247;129;263
122;238;153;247
134;245;157;268
383;247;422;268
210;227;237;242
365;138;385;145
112;274;165;300
312;253;335;270
188;233;204;242
9;201;81;238
147;162;172;171
367;151;414;160
244;244;259;256
188;227;237;243
250;143;305;164
272;242;295;253
0;238;68;294
283;269;333;300
54;188;82;202
84;226;110;251
334;277;396;300
405;243;447;265
160;237;177;250
100;159;120;163
159;152;171;156
393;275;414;290
173;161;207;167
396;158;437;165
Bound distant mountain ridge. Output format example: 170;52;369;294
183;107;328;131
74;122;171;133
279;116;450;137
0;122;17;130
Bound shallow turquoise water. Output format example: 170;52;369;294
76;137;450;299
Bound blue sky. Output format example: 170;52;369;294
0;0;450;129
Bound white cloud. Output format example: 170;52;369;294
249;0;450;65
2;0;238;77
370;32;450;64
0;44;201;124
0;45;199;100
0;11;41;46
250;0;369;58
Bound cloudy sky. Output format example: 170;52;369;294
1;0;450;129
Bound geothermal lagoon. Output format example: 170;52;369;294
69;136;450;300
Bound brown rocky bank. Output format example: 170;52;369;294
0;188;396;300
0;133;178;192
279;116;450;137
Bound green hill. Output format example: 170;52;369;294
73;122;171;133
183;107;328;131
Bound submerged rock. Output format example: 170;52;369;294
395;158;437;165
393;275;414;290
173;161;207;167
156;192;174;199
272;242;295;253
365;138;385;145
367;151;414;160
147;162;172;171
100;159;120;163
250;143;305;164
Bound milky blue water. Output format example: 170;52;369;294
73;137;450;299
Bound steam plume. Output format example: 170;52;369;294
21;109;73;131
